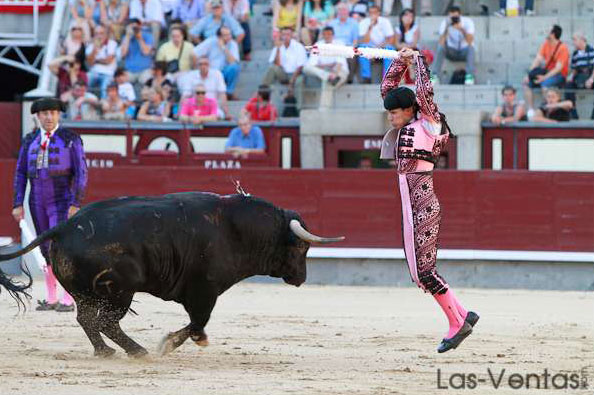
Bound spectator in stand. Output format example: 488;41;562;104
223;0;251;59
300;0;334;46
304;26;348;108
242;85;278;122
565;32;594;118
85;24;118;98
531;88;573;123
225;115;266;158
120;18;155;86
381;0;428;17
162;80;180;119
179;84;219;124
61;25;86;56
99;0;129;41
69;0;94;41
194;26;241;99
101;82;127;120
494;0;534;17
395;8;419;50
523;25;569;113
262;27;307;93
357;5;395;84
272;0;303;39
128;0;165;46
48;51;88;101
137;87;172;121
189;0;244;45
114;68;136;106
490;86;527;125
433;5;475;85
66;80;101;120
348;0;368;21
177;56;231;119
171;0;205;29
329;2;359;83
156;25;196;77
145;61;173;89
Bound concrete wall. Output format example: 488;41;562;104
299;109;486;170
249;258;594;291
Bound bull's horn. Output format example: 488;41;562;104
289;220;345;244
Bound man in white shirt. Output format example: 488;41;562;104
177;56;231;119
129;0;165;46
433;5;476;84
357;5;395;83
85;24;118;98
304;27;349;108
262;27;307;92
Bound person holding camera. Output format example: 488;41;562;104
522;25;569;114
432;5;475;85
120;18;155;86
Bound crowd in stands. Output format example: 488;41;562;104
52;0;594;132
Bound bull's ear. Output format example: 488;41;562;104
289;220;345;244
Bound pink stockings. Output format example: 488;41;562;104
44;265;73;306
433;289;467;338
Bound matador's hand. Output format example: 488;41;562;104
68;206;80;218
12;206;24;222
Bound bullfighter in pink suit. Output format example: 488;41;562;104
379;48;478;353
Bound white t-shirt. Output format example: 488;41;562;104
268;39;307;74
396;23;418;46
86;40;118;75
129;0;165;25
307;39;348;71
358;17;394;47
177;68;227;98
438;16;475;49
118;82;136;102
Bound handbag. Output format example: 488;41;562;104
166;42;185;74
528;42;561;86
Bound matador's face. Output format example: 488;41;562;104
388;107;414;129
37;110;60;132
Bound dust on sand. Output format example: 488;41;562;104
0;281;592;395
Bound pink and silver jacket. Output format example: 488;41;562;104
379;55;450;173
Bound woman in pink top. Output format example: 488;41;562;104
380;48;478;353
179;84;219;124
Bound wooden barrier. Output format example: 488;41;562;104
1;160;592;252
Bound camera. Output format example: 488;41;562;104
133;26;140;34
450;15;460;24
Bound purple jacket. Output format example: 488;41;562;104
13;127;88;208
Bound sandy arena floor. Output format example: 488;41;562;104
0;281;592;395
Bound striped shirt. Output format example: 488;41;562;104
571;44;594;73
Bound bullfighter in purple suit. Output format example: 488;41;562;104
379;48;479;353
12;98;88;312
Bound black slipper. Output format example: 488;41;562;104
465;311;480;327
437;322;473;353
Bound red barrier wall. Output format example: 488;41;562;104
1;160;593;252
0;103;21;159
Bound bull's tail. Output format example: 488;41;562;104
0;225;61;262
0;265;32;311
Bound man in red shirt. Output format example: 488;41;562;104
242;85;278;121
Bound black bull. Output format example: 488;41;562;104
0;192;344;357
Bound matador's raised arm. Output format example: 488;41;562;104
413;54;441;123
380;57;408;99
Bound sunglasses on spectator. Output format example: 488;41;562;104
198;62;208;66
195;91;206;94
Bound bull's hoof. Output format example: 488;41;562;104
157;331;190;356
191;333;209;347
127;347;149;359
94;346;116;358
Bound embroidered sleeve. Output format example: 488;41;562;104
414;54;440;123
12;137;31;208
380;57;408;99
69;136;88;207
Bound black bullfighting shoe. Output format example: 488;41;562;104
437;322;473;353
55;303;75;312
35;300;58;311
465;311;480;327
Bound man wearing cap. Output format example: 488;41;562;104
12;98;88;312
189;0;245;44
379;47;478;353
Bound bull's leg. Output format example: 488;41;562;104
184;284;219;348
97;295;148;358
76;298;116;357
